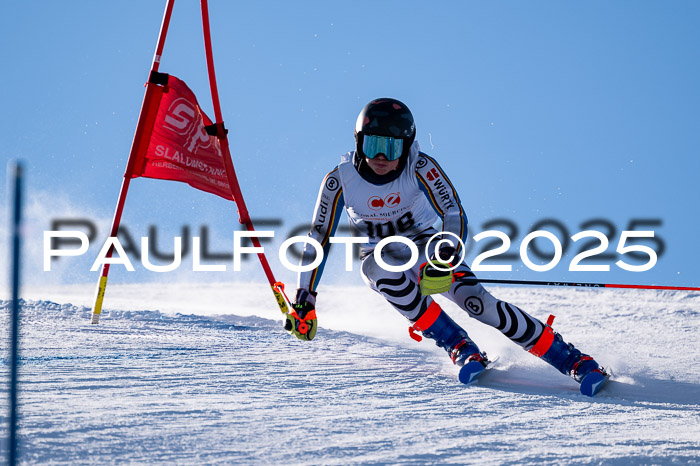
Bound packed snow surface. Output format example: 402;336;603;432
1;282;699;464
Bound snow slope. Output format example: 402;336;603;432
1;283;699;464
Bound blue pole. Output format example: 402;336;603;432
9;162;23;466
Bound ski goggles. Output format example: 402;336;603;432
362;134;404;161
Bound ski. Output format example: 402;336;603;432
458;360;488;384
580;369;610;397
458;355;497;385
458;357;611;397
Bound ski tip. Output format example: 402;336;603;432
580;369;608;397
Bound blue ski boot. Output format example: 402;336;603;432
408;302;488;384
529;315;608;396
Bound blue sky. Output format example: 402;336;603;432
1;1;699;291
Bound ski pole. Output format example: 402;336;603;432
468;277;700;292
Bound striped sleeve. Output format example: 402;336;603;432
297;168;345;293
415;153;468;250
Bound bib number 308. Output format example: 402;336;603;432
366;212;415;239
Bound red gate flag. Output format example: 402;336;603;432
130;73;235;201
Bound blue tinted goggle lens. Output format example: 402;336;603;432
362;134;404;161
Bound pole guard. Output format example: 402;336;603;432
91;276;108;324
272;282;292;315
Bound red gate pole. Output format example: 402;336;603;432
200;0;291;314
91;0;176;324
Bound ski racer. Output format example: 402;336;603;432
285;98;607;395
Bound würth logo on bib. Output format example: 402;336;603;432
426;168;440;181
368;193;401;210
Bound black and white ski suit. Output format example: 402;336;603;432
297;141;546;351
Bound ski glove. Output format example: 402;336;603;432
284;289;318;341
419;246;458;296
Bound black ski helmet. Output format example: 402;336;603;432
355;98;416;160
